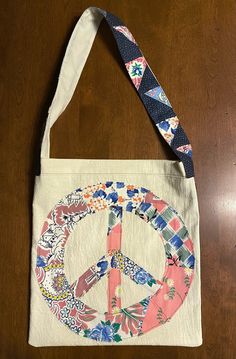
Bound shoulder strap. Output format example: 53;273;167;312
41;6;194;178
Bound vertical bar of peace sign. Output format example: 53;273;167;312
35;181;195;342
71;203;160;315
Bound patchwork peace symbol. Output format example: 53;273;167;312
35;181;195;342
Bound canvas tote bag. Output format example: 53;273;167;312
29;6;202;346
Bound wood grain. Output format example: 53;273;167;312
0;1;236;358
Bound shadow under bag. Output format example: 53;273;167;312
29;6;202;346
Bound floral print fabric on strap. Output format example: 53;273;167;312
93;7;194;178
36;182;195;342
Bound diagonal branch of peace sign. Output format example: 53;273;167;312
35;182;195;342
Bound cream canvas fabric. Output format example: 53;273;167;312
29;7;202;347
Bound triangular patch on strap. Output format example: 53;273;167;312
125;57;147;90
145;86;172;107
156;117;179;144
176;144;192;158
113;26;137;44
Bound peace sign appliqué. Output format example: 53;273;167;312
35;182;195;342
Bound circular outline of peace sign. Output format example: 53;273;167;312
35;181;195;343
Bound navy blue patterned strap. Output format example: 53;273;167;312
42;7;194;177
98;8;194;178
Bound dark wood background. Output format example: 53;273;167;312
0;1;235;358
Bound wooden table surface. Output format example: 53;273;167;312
1;1;235;358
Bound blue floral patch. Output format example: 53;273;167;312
126;201;135;212
116;182;125;188
158;121;170;132
134;269;151;285
107;191;118;203
97;260;108;277
127;188;139;197
84;321;122;342
93;190;107;199
36;255;46;267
